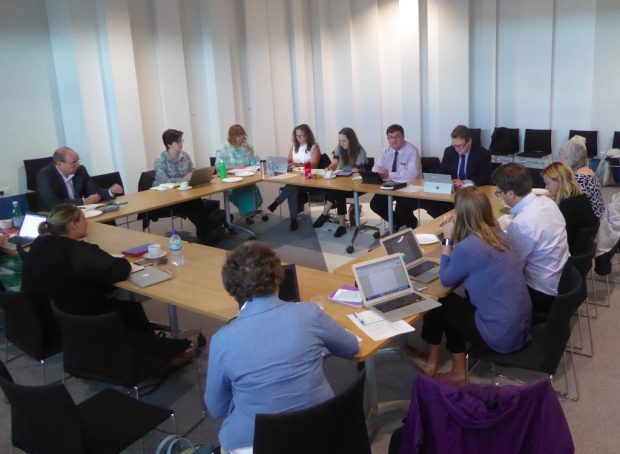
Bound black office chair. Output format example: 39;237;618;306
522;129;552;156
567;237;596;358
469;128;482;148
568;130;598;158
604;131;620;179
0;359;175;454
23;156;53;212
467;266;583;400
91;170;124;189
489;127;520;155
51;303;193;397
0;291;62;384
209;156;216;167
137;170;180;232
253;369;371;454
421;157;441;173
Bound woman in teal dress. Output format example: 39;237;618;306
215;124;266;224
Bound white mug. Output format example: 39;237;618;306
0;219;12;229
147;243;162;257
179;181;189;190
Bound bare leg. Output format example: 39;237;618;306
437;353;468;383
338;214;346;227
321;201;334;216
406;344;440;377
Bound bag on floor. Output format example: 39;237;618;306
155;434;215;454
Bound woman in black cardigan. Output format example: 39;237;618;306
21;203;152;333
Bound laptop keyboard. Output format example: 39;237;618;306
374;293;424;314
409;260;437;276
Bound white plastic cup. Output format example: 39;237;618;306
324;170;334;178
147;243;162;257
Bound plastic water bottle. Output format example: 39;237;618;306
266;160;274;176
11;201;24;228
168;229;184;268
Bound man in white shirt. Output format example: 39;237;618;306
370;124;422;230
492;163;569;312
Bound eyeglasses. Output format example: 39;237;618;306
63;159;80;166
453;142;468;149
494;189;505;197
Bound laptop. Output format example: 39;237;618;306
423;172;453;194
359;170;384;184
129;266;173;287
352;254;441;322
380;229;440;283
278;264;300;302
189;167;215;187
266;156;289;175
6;213;47;249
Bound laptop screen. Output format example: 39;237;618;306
381;230;423;266
19;213;46;239
278;264;300;302
355;255;411;303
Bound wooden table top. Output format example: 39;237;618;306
86;221;415;360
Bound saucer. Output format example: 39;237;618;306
84;209;103;219
144;251;166;259
235;171;255;177
177;186;192;191
415;233;439;245
222;177;243;183
323;175;336;179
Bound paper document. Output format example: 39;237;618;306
347;310;415;341
397;185;424;193
332;289;362;304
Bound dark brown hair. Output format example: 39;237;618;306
491;163;532;197
451;125;471;142
292;124;316;152
336;127;364;167
221;241;284;306
162;129;184;149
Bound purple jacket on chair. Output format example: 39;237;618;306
399;375;574;454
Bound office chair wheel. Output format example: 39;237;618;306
373;231;380;239
346;245;354;254
261;214;269;222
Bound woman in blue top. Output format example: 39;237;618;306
412;187;531;382
312;127;367;237
215;124;264;225
205;241;358;453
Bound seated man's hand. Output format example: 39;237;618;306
378;169;389;179
452;178;465;189
109;183;124;195
84;194;102;204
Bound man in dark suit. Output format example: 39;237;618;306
37;147;124;211
423;125;492;218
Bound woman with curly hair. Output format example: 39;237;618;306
205;241;358;453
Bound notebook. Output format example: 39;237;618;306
6;213;47;249
278;264;300;302
359;170;384;184
352;254;440;322
128;266;173;287
189;167;215;187
380;229;440;283
266;156;289;175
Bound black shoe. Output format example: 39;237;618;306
267;202;278;213
290;219;298;231
334;226;347;238
245;217;255;225
313;214;328;228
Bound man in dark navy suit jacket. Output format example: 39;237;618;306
424;125;492;217
37;147;124;211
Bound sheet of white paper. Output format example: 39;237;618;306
332;289;362;303
397;185;424;193
347;310;415;341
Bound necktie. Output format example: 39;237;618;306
391;151;399;173
458;155;465;180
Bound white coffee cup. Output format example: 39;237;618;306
324;170;334;178
147;243;162;257
0;219;12;229
179;181;189;190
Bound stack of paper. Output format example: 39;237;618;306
328;285;362;307
347;310;415;341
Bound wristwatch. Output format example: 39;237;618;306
441;238;454;247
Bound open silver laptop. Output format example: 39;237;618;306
189;167;215;186
5;213;47;250
380;229;440;283
266;156;289;175
352;254;440;322
129;266;173;287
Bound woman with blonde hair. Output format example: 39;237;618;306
216;124;265;224
542;162;598;252
409;187;531;382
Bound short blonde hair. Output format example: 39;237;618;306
39;203;82;236
227;124;247;145
541;162;582;204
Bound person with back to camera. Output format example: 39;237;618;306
369;124;422;231
541;162;598;253
154;129;212;244
266;124;321;231
312;127;367;238
558;138;604;218
407;187;531;383
215;124;265;225
21;203;152;333
205;241;359;454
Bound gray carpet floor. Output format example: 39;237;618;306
1;182;619;453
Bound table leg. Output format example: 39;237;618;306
167;304;179;338
387;194;394;233
223;190;255;239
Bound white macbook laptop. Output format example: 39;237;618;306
266;156;289;175
423;172;453;194
189;167;215;186
129;266;173;288
5;213;47;250
380;229;440;283
352;254;441;322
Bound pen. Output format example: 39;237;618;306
353;312;365;325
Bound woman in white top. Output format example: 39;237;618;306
267;124;321;231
